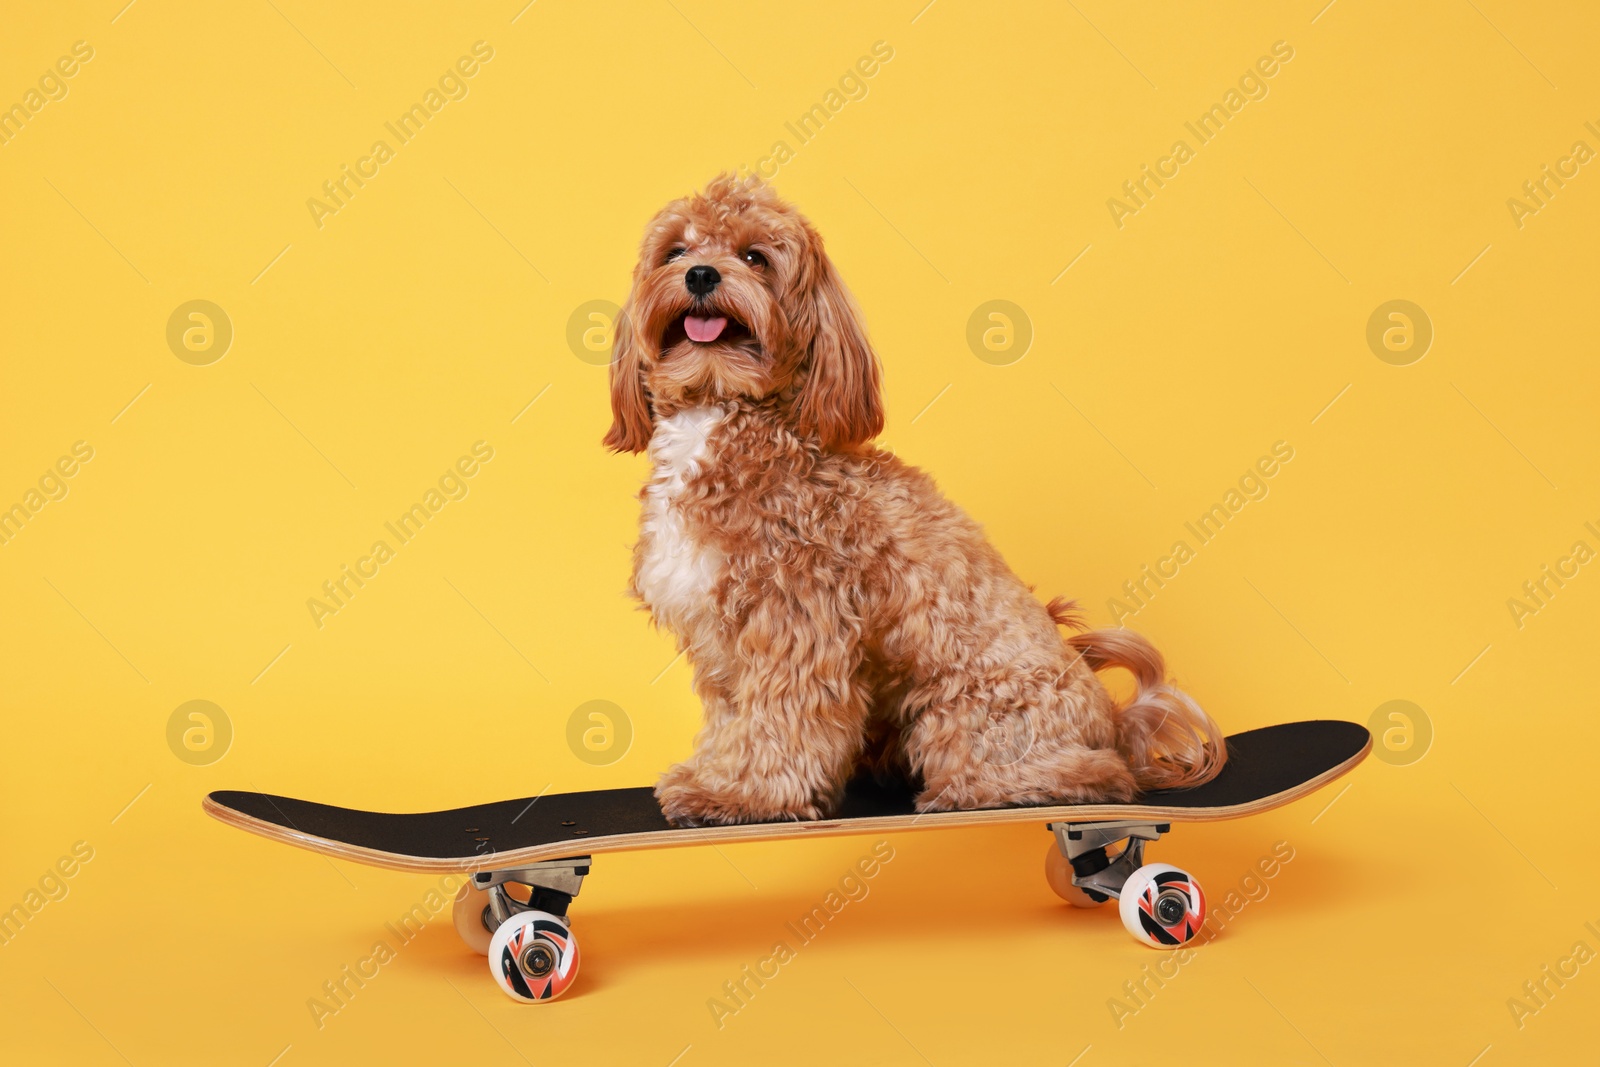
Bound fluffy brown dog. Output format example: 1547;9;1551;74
606;175;1225;826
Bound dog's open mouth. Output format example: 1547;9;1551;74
663;311;751;349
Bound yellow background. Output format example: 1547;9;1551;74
2;1;1596;1063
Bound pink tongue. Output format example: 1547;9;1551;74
684;315;727;343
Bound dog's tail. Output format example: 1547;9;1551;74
1048;598;1227;792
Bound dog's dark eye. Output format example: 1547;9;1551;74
742;249;768;269
665;247;687;263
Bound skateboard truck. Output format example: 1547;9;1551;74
1048;819;1169;902
1045;820;1206;947
471;856;590;923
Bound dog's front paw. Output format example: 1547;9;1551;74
654;763;719;827
656;787;722;827
655;764;822;826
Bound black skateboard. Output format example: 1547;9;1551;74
205;719;1370;1001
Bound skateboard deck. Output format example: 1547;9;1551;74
204;719;1369;873
204;719;1369;999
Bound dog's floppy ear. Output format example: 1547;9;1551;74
794;240;884;450
603;300;653;453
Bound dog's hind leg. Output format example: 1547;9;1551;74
903;669;1138;812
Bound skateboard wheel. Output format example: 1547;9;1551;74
452;883;494;955
1043;843;1106;907
488;910;580;1002
1118;862;1205;948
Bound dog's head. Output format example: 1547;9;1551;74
604;174;883;453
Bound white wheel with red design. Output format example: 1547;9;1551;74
488;910;581;1002
1043;843;1107;907
1118;862;1205;948
452;883;494;955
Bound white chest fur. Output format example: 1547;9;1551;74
636;406;728;629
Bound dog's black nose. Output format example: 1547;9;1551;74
685;265;720;296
